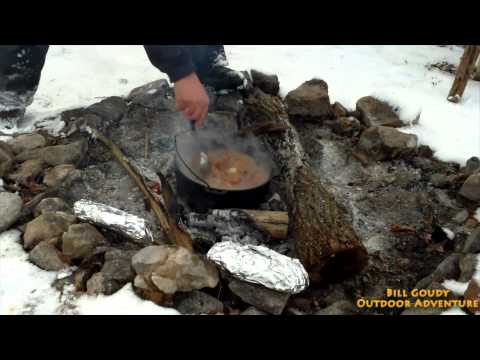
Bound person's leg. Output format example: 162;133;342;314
188;45;245;91
0;45;49;127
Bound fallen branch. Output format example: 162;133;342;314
448;45;480;103
82;125;193;251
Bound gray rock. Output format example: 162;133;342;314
462;227;480;253
43;164;75;187
86;96;128;123
459;253;479;282
453;209;469;224
86;272;113;296
228;279;290;315
315;300;357;315
331;116;362;136
34;197;71;217
0;192;23;232
62;223;106;260
430;173;450;188
0;141;14;177
331;102;349;118
24;211;77;250
251;69;280;96
415;253;461;289
7;133;46;155
464;157;480;176
356;96;405;128
29;241;66;271
357;126;418;161
215;93;244;113
16;140;87;167
401;307;444;315
132;245;219;295
459;173;480;202
7;159;45;185
240;307;268;315
174;290;224;315
127;79;173;111
285;79;330;118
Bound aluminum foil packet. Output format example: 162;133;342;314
73;199;153;244
207;241;309;294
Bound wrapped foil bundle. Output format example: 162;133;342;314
207;241;309;294
73;199;153;244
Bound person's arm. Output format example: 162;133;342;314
144;46;209;125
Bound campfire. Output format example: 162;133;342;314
1;71;479;315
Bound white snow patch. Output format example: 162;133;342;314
0;230;180;315
441;307;468;315
475;208;480;222
75;284;180;315
442;279;469;296
146;89;158;95
442;227;455;240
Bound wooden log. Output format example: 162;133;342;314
240;88;368;284
242;209;289;240
447;45;480;103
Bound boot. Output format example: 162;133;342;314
198;65;247;91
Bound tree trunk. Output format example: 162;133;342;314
448;45;480;103
240;88;368;284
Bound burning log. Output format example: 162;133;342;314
81;125;194;251
240;88;368;284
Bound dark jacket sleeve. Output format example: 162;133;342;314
143;45;196;83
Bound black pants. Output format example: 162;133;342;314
0;45;225;96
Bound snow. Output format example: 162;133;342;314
441;307;467;315
1;45;478;165
442;227;455;240
442;279;470;296
475;208;480;222
75;284;179;315
0;230;179;315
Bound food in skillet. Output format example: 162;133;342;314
203;149;269;190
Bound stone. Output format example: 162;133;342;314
357;126;418;161
453;209;469;224
228;279;290;315
0;192;23;232
459;173;480;202
16;140;87;167
100;249;136;283
215;93;244;113
34;197;71;217
356;96;404;128
464;157;480;176
29;241;66;271
0;141;14;177
24;211;76;250
7;133;46;154
458;254;479;282
401;307;444;315
62;223;106;260
86;96;128;123
315;300;358;315
331;116;362;137
132;245;219;295
462;227;480;253
331;102;348;118
174;290;224;315
127;79;173;111
285;79;330;118
250;69;280;96
43;164;75;187
240;307;268;315
7;159;45;185
415;253;461;289
430;173;450;188
86;273;109;295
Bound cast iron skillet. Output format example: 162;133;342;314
174;128;274;213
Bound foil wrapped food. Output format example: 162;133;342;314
73;199;153;244
207;241;309;294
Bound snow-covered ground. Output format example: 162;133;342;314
1;45;479;315
1;45;479;165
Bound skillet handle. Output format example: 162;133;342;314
204;187;228;196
